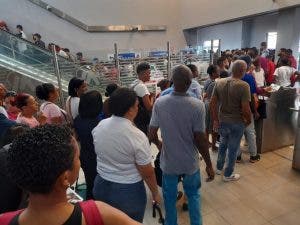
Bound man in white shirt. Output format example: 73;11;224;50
186;64;203;100
16;25;27;52
260;42;269;58
130;62;154;134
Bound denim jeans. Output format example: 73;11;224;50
162;170;201;225
93;175;147;222
238;116;257;157
217;122;245;177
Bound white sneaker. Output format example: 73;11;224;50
223;174;240;182
216;169;222;175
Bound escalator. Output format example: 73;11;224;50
0;28;90;98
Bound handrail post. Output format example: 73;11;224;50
210;40;214;64
167;41;171;79
180;50;183;64
218;39;221;57
114;43;121;85
52;45;65;107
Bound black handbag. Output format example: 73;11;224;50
257;99;267;119
152;201;165;224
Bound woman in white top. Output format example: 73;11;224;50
92;88;160;223
252;57;265;87
274;57;299;87
36;83;67;125
65;77;87;121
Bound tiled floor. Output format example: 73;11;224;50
78;144;300;225
141;145;300;225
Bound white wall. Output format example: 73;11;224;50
180;0;300;29
197;21;243;50
0;0;185;59
188;7;300;53
249;13;278;48
276;7;300;57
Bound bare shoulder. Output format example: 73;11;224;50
95;201;141;225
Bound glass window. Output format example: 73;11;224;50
213;39;219;47
203;40;211;48
267;32;277;49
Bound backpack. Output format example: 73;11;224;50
0;200;104;225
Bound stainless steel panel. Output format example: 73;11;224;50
293;126;300;170
87;25;166;32
257;88;298;153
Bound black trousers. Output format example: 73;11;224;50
80;155;97;200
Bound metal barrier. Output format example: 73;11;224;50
0;27;215;97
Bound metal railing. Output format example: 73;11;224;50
0;28;216;99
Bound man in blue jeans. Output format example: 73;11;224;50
238;55;261;163
210;60;252;181
149;65;214;225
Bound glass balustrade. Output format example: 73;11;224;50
0;28;213;97
0;29;57;84
0;29;97;94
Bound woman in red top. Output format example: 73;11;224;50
266;55;276;85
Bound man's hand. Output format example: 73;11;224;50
254;111;260;120
244;119;251;127
213;120;219;132
150;93;156;103
155;140;162;151
205;166;215;182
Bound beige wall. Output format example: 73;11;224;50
1;0;300;59
42;0;186;55
1;0;185;59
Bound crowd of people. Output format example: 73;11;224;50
0;20;86;64
1;36;300;224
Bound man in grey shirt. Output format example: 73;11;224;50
149;65;214;225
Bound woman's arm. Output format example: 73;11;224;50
50;116;63;124
136;163;160;204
